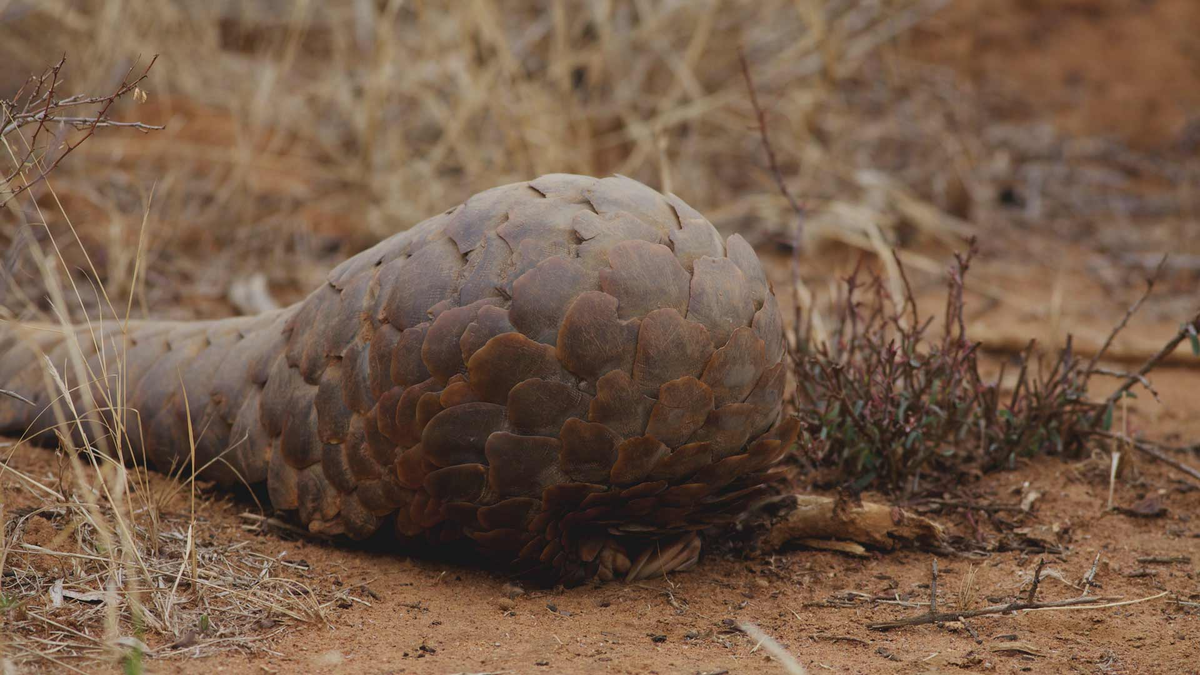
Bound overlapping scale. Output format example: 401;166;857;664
631;308;713;396
466;332;572;404
421;402;508;467
725;234;770;309
510;257;594;345
460;305;517;365
588;371;655;439
700;327;767;407
558;418;621;483
485;432;568;498
423;298;502;382
645;376;714;447
507;378;592;436
686;257;756;349
556;291;640;384
599;240;690;320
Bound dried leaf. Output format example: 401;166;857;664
1118;495;1166;518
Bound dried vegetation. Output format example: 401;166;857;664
1;0;1199;671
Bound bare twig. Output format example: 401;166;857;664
958;616;981;643
1081;552;1101;596
1096;310;1200;419
868;594;1124;630
737;48;805;242
2;55;162;205
737;46;807;348
1026;558;1046;604
1089;430;1200;486
1088;368;1161;404
1084;254;1168;376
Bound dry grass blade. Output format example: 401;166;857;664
739;622;810;675
0;388;34;406
1;61;336;671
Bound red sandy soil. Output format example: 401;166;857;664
6;368;1199;675
4;1;1200;673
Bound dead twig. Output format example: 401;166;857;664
1096;310;1200;419
1081;552;1101;596
1089;430;1200;486
737;48;805;242
920;498;1025;514
870;555;1169;631
958;616;981;643
1136;556;1191;564
1088;368;1161;404
1026;558;1046;604
869;594;1125;630
1083;254;1167;376
737;46;807;346
929;558;939;618
2;55;162;205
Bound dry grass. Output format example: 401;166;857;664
0;0;984;320
0;210;340;670
1;0;1197;671
5;1;1190;321
2;2;961;670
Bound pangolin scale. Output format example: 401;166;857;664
0;174;799;584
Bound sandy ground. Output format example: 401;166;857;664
6;372;1200;675
4;0;1200;673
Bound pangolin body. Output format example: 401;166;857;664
0;174;798;584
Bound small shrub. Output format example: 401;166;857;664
792;238;1114;494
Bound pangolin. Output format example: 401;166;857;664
0;174;798;585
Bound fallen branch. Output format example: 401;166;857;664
760;494;946;553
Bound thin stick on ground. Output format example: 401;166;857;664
868;592;1163;630
1026;558;1046;604
1081;553;1102;596
1091;430;1200;485
868;557;1167;631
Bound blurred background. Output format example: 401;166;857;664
2;0;1198;345
2;4;1200;669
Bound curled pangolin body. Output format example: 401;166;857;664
0;174;798;584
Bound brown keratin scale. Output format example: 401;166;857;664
0;174;798;585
